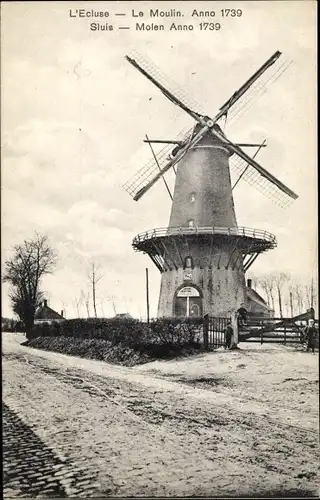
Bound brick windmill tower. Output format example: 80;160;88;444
123;51;298;317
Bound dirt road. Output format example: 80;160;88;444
3;333;319;498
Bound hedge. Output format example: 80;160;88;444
24;335;203;365
30;317;204;348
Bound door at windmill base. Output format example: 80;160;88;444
174;286;203;317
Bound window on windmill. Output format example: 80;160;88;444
190;192;196;203
188;219;195;228
184;256;193;269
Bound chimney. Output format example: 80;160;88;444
43;299;48;307
247;279;252;288
61;310;64;317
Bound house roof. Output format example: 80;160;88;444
35;305;64;321
246;287;272;310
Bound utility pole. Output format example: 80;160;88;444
146;268;150;324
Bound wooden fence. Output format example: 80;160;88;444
238;310;319;346
201;308;318;348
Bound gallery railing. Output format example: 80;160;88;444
133;226;276;245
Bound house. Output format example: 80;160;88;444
1;317;15;332
246;279;274;318
115;313;133;319
34;299;65;325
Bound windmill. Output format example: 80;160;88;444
123;51;298;318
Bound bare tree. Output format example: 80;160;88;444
287;277;296;316
73;293;83;318
258;274;276;311
273;272;290;318
311;276;318;312
250;275;260;291
100;299;105;317
304;275;317;311
292;279;304;315
62;301;67;319
109;295;117;316
287;275;318;316
289;291;294;317
249;272;316;318
257;276;269;306
85;292;90;318
3;233;57;338
88;261;104;318
266;275;276;312
284;300;290;317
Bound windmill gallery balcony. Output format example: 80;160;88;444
132;225;277;273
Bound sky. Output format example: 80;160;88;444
1;1;317;319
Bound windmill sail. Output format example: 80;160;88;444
127;50;293;134
127;50;205;117
124;50;298;206
230;154;294;208
222;58;294;129
126;123;210;201
208;124;298;202
127;50;287;127
123;126;193;199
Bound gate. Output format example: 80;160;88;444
238;308;318;345
203;314;230;349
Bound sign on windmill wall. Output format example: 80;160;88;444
183;271;193;281
177;287;200;298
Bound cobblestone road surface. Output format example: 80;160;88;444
3;334;319;498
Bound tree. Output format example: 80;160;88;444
3;234;57;337
304;275;317;311
288;278;297;316
258;274;276;311
73;295;80;318
273;272;290;318
84;292;90;318
248;271;317;318
99;299;105;317
250;275;260;291
292;279;304;315
88;261;103;318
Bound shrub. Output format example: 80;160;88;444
31;321;63;339
24;335;202;366
29;317;204;351
30;318;150;347
150;317;203;346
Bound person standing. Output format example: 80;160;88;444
305;319;317;354
237;303;248;328
225;322;233;350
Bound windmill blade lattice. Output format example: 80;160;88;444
221;57;293;129
128;50;293;132
123;126;194;198
230;154;294;208
124;50;297;207
128;49;206;116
